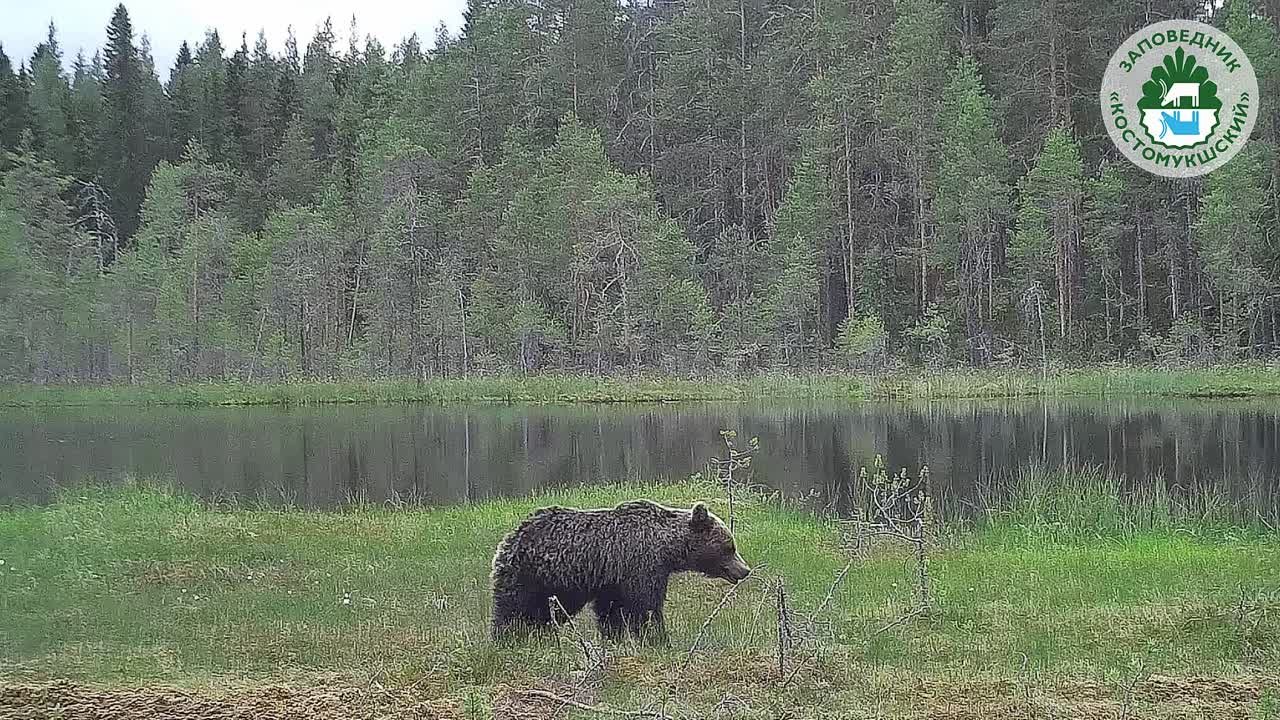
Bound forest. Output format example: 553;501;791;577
0;0;1278;383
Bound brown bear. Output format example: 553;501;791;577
489;499;751;644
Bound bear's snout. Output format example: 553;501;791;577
724;555;752;583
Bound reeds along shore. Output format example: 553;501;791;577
4;365;1280;407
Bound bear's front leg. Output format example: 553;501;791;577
635;607;667;646
491;575;554;642
593;596;626;641
619;580;669;646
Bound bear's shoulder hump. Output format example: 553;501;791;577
613;499;676;517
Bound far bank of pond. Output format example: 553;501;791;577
4;365;1280;408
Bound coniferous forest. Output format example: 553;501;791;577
1;1;1279;384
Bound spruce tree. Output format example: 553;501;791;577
0;45;27;151
1010;126;1084;362
1082;162;1134;356
273;28;302;151
934;55;1009;364
67;51;104;179
769;145;829;365
166;42;199;161
301;19;339;164
100;2;149;239
193;31;229;160
224;34;251;170
138;35;170;175
27;23;74;171
266;115;321;208
244;32;280;170
1196;143;1272;358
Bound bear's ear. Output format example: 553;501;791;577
691;502;711;531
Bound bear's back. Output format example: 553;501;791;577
493;499;685;587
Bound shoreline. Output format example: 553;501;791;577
4;365;1280;408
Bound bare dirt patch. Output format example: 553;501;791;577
0;680;460;720
2;674;1274;720
920;674;1279;720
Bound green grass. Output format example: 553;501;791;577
1;474;1277;718
4;363;1280;407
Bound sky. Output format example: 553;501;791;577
0;0;469;76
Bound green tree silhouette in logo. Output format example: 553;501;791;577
1137;46;1222;110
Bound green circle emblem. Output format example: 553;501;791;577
1101;19;1259;178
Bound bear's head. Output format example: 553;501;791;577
685;502;752;583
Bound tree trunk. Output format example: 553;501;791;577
843;108;855;318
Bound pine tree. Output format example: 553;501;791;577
982;0;1089;157
457;0;542;163
258;199;343;376
0;152;96;379
530;0;624;136
880;0;951;324
1223;0;1280;281
1082;161;1133;356
651;0;768;244
105;159;181;379
357;133;455;377
778;0;891;344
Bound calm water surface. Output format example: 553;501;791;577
2;399;1278;517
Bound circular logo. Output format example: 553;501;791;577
1100;19;1259;178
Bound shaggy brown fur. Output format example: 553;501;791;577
489;500;751;644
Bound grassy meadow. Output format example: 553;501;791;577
4;364;1280;407
1;471;1277;719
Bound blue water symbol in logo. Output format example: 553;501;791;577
1158;110;1200;139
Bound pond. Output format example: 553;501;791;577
2;398;1278;519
